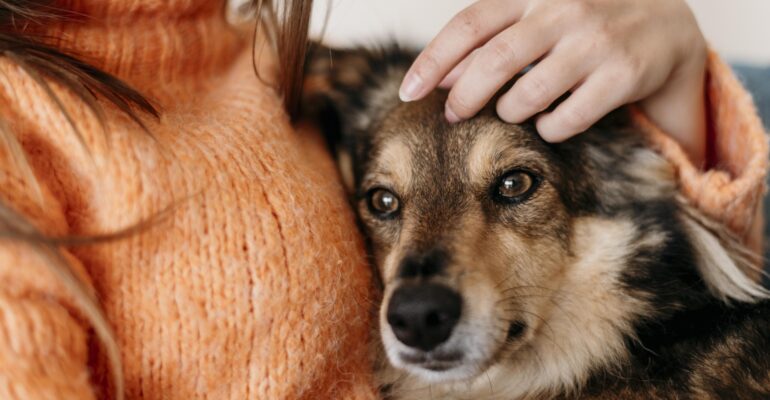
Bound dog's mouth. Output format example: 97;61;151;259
391;347;471;379
387;318;530;381
398;349;464;371
380;277;535;382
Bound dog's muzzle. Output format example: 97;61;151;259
382;250;509;381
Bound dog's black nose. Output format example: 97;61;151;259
386;284;462;351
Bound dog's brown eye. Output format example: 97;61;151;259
495;171;538;203
367;188;400;217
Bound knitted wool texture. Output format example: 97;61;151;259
0;1;766;399
0;0;375;399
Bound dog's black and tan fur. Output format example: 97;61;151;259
304;47;770;400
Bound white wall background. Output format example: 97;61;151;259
687;0;770;65
310;0;770;65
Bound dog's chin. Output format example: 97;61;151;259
382;321;506;384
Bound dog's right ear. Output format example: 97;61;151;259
301;44;416;193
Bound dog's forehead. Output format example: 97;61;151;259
370;92;545;184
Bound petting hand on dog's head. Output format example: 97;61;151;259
400;0;708;167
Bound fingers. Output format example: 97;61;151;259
535;69;633;142
399;0;526;102
496;45;591;124
438;50;476;89
444;18;556;122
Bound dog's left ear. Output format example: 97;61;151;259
301;44;416;192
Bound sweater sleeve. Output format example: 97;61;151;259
0;106;98;399
631;50;769;254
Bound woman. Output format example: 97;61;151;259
0;0;765;399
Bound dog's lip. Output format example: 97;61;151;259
400;357;462;372
420;361;456;372
398;349;464;368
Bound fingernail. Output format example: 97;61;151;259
445;105;461;123
399;72;423;102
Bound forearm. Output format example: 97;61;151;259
640;41;708;168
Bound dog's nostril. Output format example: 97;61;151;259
425;311;440;327
386;283;462;352
390;315;407;329
425;310;454;328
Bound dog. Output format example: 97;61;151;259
303;46;770;400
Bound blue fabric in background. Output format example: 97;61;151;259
732;66;770;130
731;65;770;287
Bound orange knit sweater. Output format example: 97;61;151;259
0;1;766;399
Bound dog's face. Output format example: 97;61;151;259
356;91;576;382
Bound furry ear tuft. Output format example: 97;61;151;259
301;44;416;193
679;197;770;303
301;44;416;132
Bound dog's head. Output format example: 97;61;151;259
355;92;580;381
305;47;610;383
304;46;768;396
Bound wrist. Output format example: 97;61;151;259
639;45;708;167
640;87;707;168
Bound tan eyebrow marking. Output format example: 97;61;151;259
467;130;507;184
467;130;545;185
366;137;413;192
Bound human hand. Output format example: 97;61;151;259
400;0;708;165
